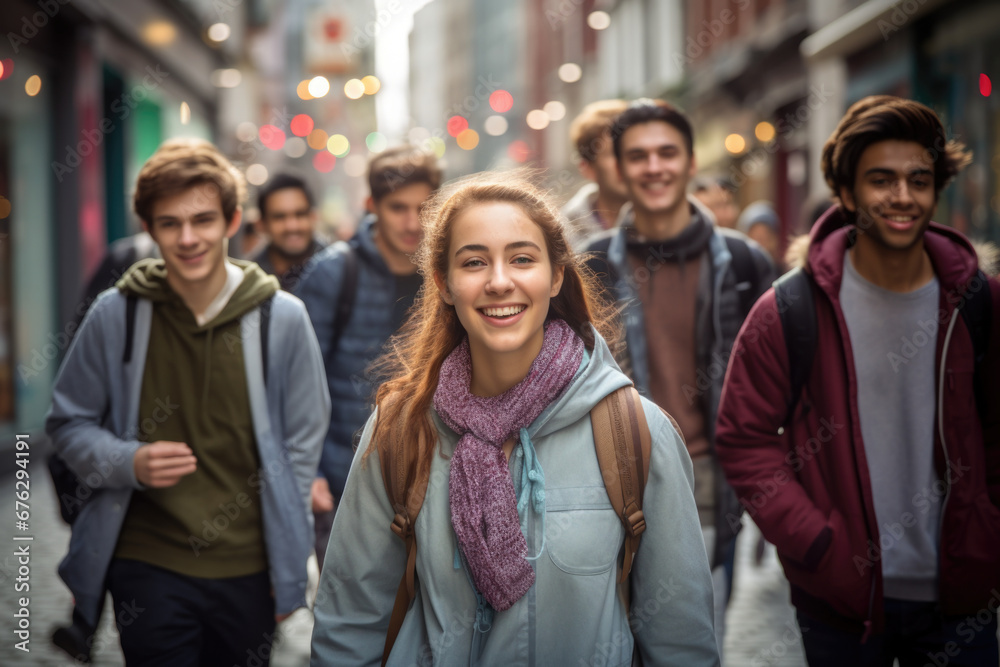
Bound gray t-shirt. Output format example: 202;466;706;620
840;252;941;601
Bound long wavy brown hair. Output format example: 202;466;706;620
364;173;620;481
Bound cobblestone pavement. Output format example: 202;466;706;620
0;466;805;666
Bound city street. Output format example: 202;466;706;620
0;453;805;666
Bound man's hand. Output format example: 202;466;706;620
311;477;335;513
133;441;197;488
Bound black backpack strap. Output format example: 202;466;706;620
123;294;138;364
331;245;359;354
259;295;274;385
774;268;817;427
957;269;992;419
724;235;761;319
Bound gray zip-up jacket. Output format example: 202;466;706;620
45;287;330;628
310;331;719;666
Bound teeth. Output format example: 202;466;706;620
483;306;525;317
886;216;913;222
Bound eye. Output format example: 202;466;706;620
911;178;930;188
462;258;485;268
512;255;535;265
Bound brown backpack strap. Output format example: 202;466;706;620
591;386;652;595
378;440;427;666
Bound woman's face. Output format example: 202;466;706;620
438;201;564;369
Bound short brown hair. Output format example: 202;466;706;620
821;95;972;204
133;138;246;224
368;145;442;202
569;99;628;162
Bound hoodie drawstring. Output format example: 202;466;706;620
516;427;547;561
202;328;214;405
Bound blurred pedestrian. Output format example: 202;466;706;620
737;200;786;273
309;174;719;665
46;138;330;666
584;99;775;660
692;176;739;229
716;95;1000;666
294;145;441;569
251;172;327;291
562;99;630;250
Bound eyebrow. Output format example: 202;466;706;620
153;209;218;222
863;167;933;177
454;241;542;256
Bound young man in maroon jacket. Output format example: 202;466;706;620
716;96;1000;665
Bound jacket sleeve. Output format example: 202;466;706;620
631;402;720;667
277;296;332;514
715;289;832;566
310;410;406;667
983;276;1000;506
293;245;346;368
45;293;143;490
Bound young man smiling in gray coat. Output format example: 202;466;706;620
46;138;329;665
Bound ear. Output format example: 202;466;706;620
839;186;857;213
687;151;698;180
578;159;596;183
365;196;376;214
550;264;565;298
225;208;243;240
433;271;453;305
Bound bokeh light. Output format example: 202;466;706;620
484;115;508;136
291;114;314;137
457;129;480;150
587;11;611;30
327;134;350;157
366;132;387;153
447;116;469;138
142;21;177;46
208;23;231;42
0;60;12;81
362;75;381;95
725;133;746;154
526;110;549;130
313;152;336;173
344;79;365;99
489;90;514;113
284;137;307;158
308;76;330;98
0;61;6;81
25;75;41;97
558;63;582;83
508;140;531;163
0;196;10;220
211;69;241;88
297;80;314;101
755;121;776;142
259;124;286;150
246;164;268;186
428;136;446;158
981;74;992;97
543;101;566;122
236;121;257;143
344;154;368;178
179;102;190;125
307;129;329;150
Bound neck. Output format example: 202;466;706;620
594;191;627;229
849;235;935;292
374;234;418;275
168;259;229;317
468;334;545;398
632;199;692;242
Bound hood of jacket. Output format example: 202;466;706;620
350;213;393;275
787;206;998;297
116;257;279;329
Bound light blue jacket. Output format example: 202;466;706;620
310;331;719;666
46;288;330;628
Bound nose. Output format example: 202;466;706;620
890;179;915;207
178;221;197;246
645;154;664;175
485;263;514;295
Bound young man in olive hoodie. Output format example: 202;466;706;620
46;139;330;665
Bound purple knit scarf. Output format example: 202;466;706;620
434;319;585;611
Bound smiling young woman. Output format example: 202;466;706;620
310;173;720;666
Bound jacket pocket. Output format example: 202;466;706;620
545;486;624;575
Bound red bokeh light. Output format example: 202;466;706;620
0;59;13;81
981;73;992;97
508;140;531;163
290;114;314;137
313;151;336;173
259;125;286;150
447;116;468;138
489;90;513;113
